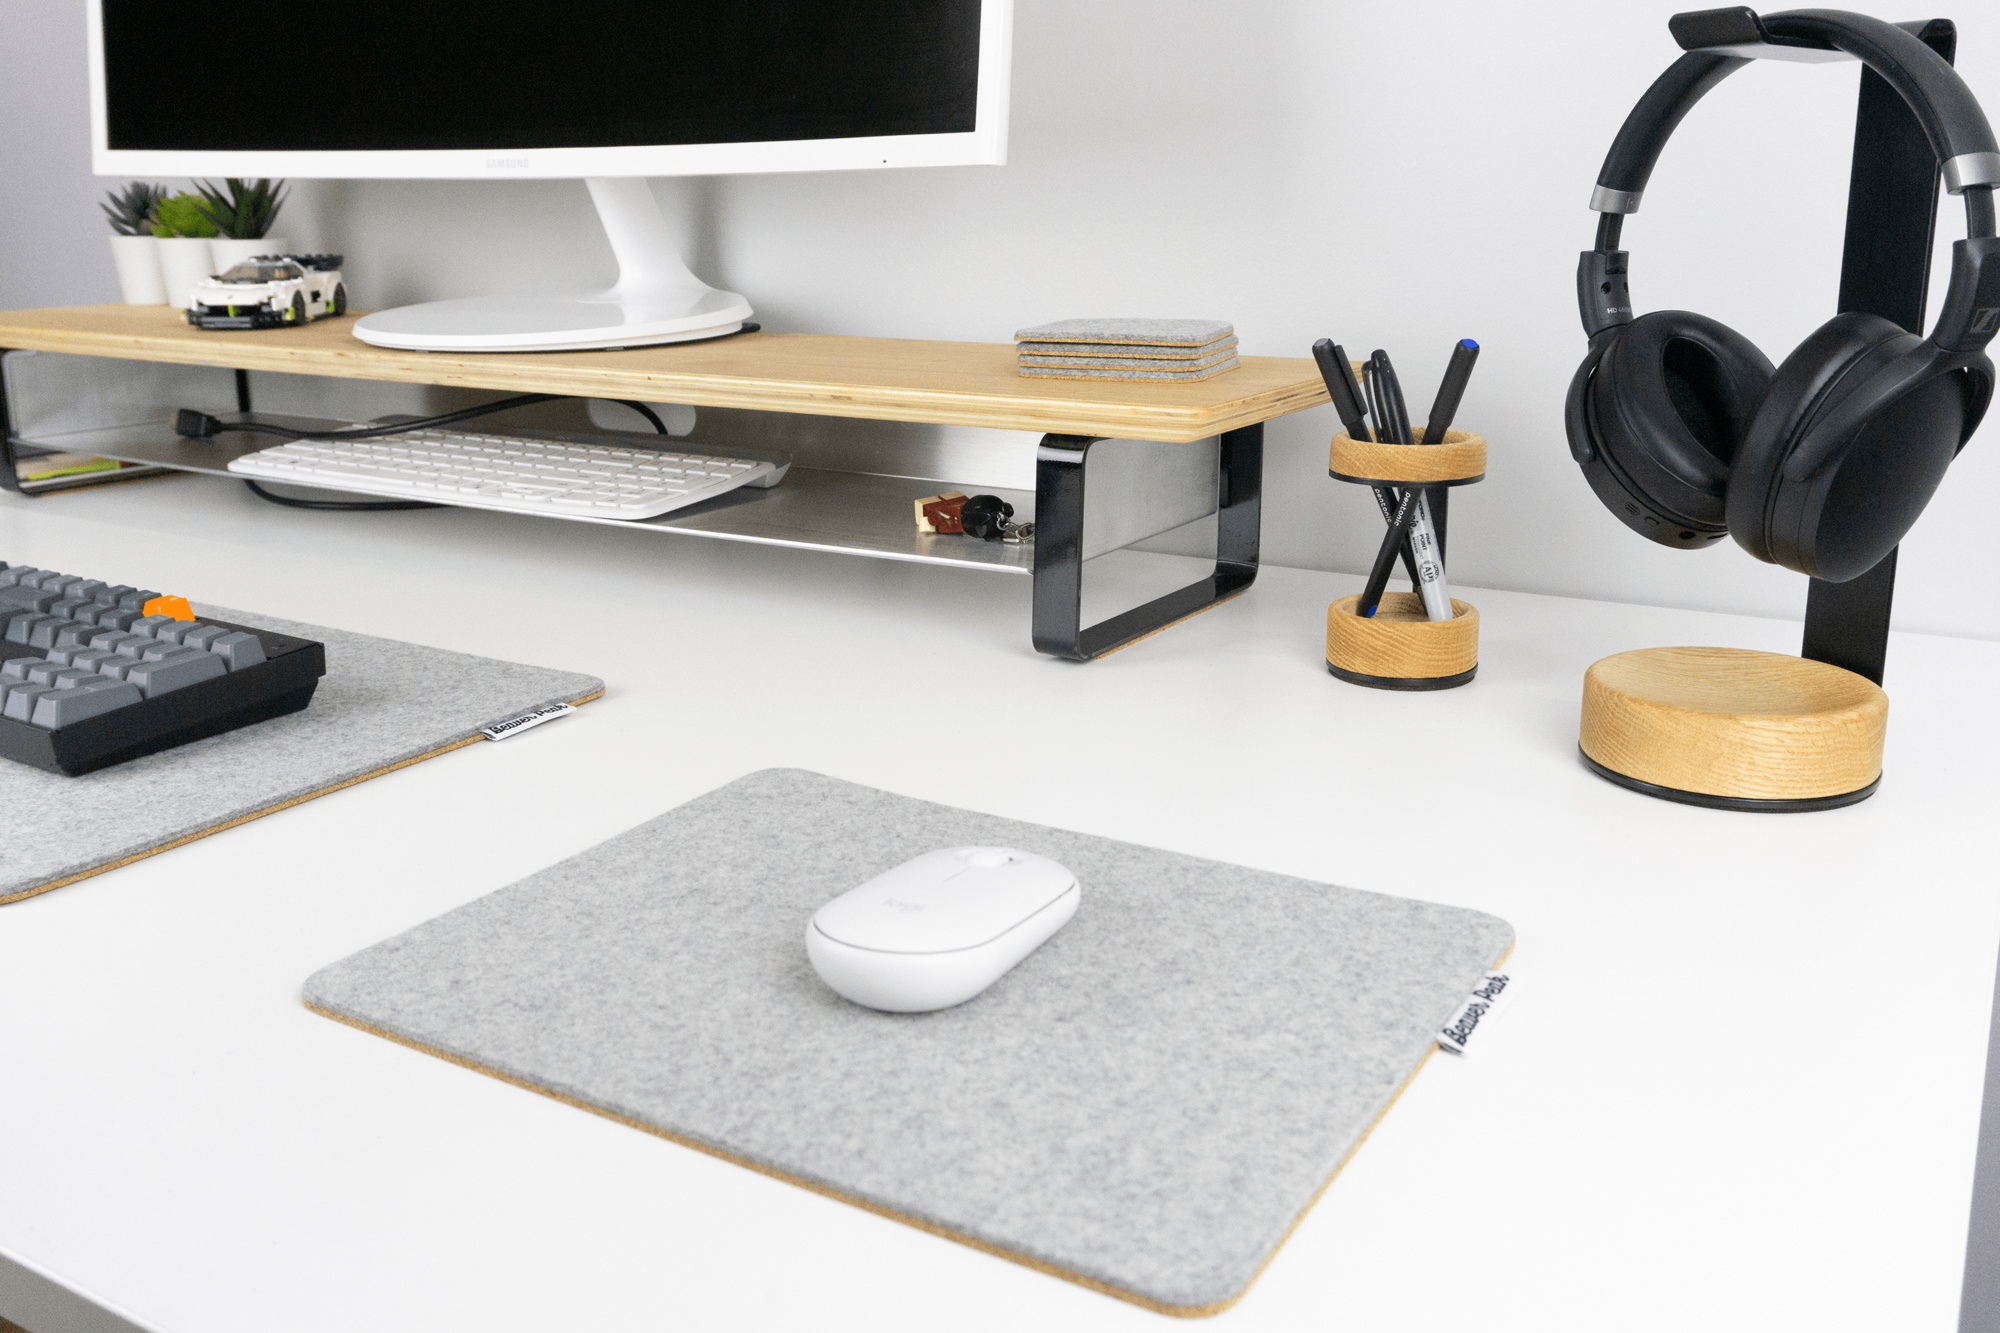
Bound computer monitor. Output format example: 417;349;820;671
87;1;1012;351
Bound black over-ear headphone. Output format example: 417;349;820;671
1566;8;2000;581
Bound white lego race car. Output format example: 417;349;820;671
187;254;346;330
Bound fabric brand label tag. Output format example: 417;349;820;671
1436;971;1511;1056
481;701;576;741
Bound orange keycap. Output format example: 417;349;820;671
143;594;195;622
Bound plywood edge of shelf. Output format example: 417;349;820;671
0;307;1327;444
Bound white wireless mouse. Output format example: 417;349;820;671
807;847;1079;1013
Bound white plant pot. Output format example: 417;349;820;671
209;236;289;270
107;234;166;304
154;237;217;309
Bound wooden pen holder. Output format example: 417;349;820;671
1327;593;1479;689
1325;429;1485;689
1328;429;1486;489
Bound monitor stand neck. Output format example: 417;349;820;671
588;177;710;301
351;177;753;353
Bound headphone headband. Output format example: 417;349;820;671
1581;8;2000;353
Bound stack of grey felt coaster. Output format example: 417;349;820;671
1014;318;1240;381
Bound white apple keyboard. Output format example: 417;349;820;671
227;428;785;519
807;847;1080;1013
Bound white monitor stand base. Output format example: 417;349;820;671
352;178;752;353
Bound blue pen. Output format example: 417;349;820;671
1421;338;1481;444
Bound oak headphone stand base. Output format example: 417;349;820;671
1580;750;1880;813
1578;647;1888;812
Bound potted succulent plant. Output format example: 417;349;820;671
196;177;290;270
150;192;220;308
102;181;168;304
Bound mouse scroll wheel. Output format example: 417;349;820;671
959;848;1014;868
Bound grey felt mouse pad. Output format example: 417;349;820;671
303;768;1513;1316
0;606;602;905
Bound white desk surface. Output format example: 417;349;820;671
1;474;1995;1333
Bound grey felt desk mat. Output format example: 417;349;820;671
304;769;1513;1316
0;606;602;905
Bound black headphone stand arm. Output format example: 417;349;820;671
1791;17;1956;686
1674;14;1958;685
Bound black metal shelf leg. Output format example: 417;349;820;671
1031;423;1263;660
0;348;25;496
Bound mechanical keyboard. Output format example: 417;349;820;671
226;428;784;519
0;563;325;776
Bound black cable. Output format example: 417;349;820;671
226;379;674;512
242;478;441;511
185;391;561;444
614;400;668;433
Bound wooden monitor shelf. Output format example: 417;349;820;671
0;306;1321;445
0;306;1330;659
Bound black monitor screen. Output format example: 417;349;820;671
102;0;982;152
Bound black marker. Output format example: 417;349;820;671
1310;338;1372;442
1314;338;1424;588
1373;349;1454;621
1358;488;1417;617
1372;349;1413;444
1422;338;1480;443
1362;359;1386;443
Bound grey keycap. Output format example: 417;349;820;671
95;656;144;681
65;649;118;674
94;584;137;606
64;580;106;603
7;614;59;645
24;660;70;686
49;667;97;689
51;622;100;652
153;619;212;647
52;599;98;625
0;585;58;613
180;623;228;651
2;683;52;721
208;631;267;670
94;608;141;633
140;640;183;662
31;678;143;729
0;657;42;681
117;589;160;612
0;567;41;588
125;649;227;697
40;575;84;598
109;634;153;659
130;615;178;639
29;619;93;651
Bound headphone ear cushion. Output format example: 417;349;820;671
1591;310;1775;533
1730;311;1976;577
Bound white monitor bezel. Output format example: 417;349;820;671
87;0;1011;178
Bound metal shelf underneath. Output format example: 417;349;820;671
21;418;1035;575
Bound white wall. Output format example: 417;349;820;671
5;2;1999;639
